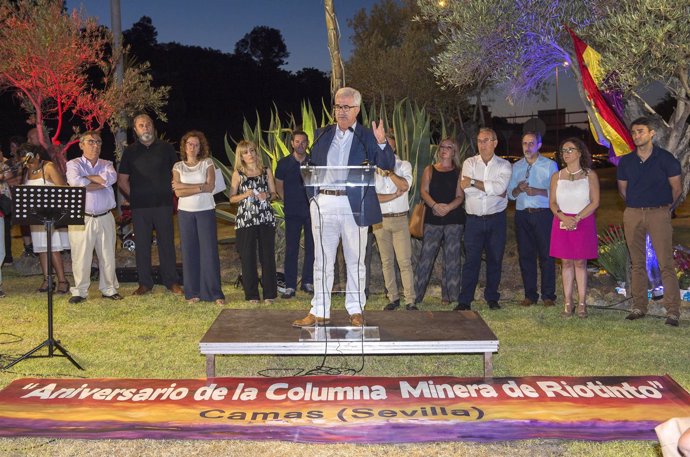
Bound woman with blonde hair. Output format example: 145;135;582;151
229;140;278;303
414;138;465;307
172;130;225;305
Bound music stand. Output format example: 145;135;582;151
299;165;380;342
3;185;86;371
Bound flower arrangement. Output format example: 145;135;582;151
597;225;629;283
674;246;690;290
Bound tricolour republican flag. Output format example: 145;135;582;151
567;27;634;158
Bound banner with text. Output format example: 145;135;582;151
1;375;689;443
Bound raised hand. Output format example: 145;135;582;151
371;119;386;144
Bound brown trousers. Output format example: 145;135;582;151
623;206;680;317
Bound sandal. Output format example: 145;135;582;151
249;299;259;304
264;299;274;305
215;299;226;305
187;297;200;304
56;280;70;294
37;277;54;293
561;302;574;318
577;303;588;318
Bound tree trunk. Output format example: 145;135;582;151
324;0;344;102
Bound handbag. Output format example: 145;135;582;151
213;167;226;195
408;201;426;239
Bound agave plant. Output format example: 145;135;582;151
213;98;463;224
597;225;630;283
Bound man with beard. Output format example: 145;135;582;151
617;117;682;327
118;114;183;296
275;130;314;298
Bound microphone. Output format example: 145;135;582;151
348;126;371;166
21;152;35;166
305;124;335;165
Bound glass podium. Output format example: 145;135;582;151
299;164;380;342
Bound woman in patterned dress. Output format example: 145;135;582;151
228;140;278;303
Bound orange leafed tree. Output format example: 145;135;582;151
0;0;168;170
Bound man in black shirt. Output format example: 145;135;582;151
118;114;183;296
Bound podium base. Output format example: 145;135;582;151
299;326;380;342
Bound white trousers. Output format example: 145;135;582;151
309;194;367;318
68;212;119;297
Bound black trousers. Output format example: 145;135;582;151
235;224;277;300
132;206;179;288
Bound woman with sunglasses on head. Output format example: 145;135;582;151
228;140;278;304
549;137;600;318
413;138;465;308
20;143;71;294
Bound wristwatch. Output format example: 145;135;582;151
470;179;476;187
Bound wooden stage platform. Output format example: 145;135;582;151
199;309;499;378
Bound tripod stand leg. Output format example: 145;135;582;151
52;340;84;370
2;340;51;370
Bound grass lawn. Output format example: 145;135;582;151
0;167;688;456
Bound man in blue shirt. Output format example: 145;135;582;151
508;132;558;307
617;117;682;327
275;130;314;299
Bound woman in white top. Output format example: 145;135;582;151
172;131;225;304
549;137;600;318
21;144;71;294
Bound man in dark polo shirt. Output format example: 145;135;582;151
275;130;314;298
117;114;183;296
617;117;682;327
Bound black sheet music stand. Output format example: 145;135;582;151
3;185;86;371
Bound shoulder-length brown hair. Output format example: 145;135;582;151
180;130;211;161
235;140;265;174
558;137;592;171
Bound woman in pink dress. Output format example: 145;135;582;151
549;138;600;318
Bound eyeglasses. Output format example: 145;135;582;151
561;147;579;154
333;104;359;113
186;142;200;147
82;139;102;146
477;138;496;144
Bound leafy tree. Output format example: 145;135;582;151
0;0;169;169
346;0;468;125
234;26;289;69
418;0;690;200
586;0;690;197
123;15;158;48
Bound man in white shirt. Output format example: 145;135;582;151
457;127;512;310
373;135;416;311
66;131;121;303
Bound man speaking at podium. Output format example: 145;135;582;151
292;87;395;328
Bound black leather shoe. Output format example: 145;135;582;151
454;303;471;311
102;293;123;300
68;296;86;304
405;304;419;311
665;316;679;327
384;299;400;311
488;300;501;310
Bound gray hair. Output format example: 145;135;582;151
335;87;362;106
